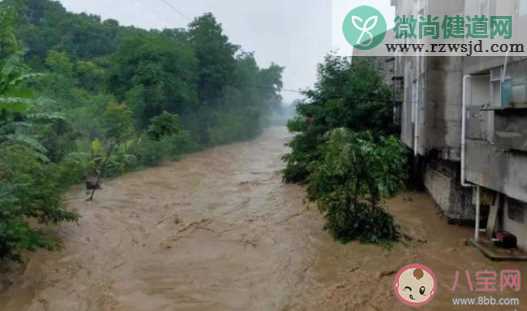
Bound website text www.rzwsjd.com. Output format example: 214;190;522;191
452;296;520;307
385;40;525;55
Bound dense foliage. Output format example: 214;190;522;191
0;50;78;261
308;129;406;242
283;55;406;243
0;0;283;261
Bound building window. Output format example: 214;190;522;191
490;80;501;107
520;0;527;16
489;67;511;108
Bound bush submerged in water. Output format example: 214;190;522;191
282;56;407;244
322;193;399;243
307;129;407;243
0;144;79;261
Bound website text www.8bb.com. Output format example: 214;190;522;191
451;295;520;308
384;40;525;56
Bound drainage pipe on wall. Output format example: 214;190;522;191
461;74;472;188
414;77;419;156
475;185;481;242
461;74;481;242
413;56;424;157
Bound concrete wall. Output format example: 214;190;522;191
394;0;465;160
392;0;469;220
400;56;419;149
424;159;474;219
422;57;463;161
464;56;527;250
466;140;527;203
465;57;527;203
391;0;527;249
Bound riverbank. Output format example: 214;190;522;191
1;127;525;311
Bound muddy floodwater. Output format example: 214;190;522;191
1;127;526;311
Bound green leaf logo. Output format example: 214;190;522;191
343;6;387;50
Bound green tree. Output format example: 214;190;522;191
188;13;238;105
147;111;183;141
283;55;395;183
86;101;134;201
308;129;406;243
75;60;106;92
40;50;76;102
283;55;405;244
0;51;78;261
0;8;19;60
109;33;197;128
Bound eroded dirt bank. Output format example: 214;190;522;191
1;127;526;311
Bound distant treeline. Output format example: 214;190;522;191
6;0;284;143
0;0;283;261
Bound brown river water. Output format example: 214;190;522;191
1;127;526;311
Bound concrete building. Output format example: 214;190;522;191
389;0;527;252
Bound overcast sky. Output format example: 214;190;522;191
58;0;394;103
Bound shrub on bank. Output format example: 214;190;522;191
0;145;79;261
283;56;407;244
308;129;406;243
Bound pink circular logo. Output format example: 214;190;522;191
393;264;437;307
